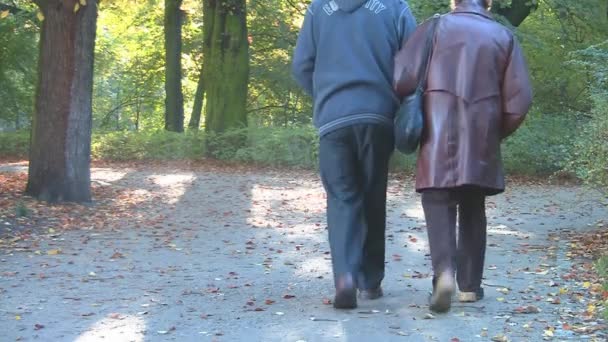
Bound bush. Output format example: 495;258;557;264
0;130;29;157
92;130;206;160
566;95;608;189
232;126;319;167
502;110;576;175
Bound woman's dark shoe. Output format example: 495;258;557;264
334;273;357;309
359;287;384;300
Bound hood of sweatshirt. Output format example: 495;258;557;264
334;0;368;13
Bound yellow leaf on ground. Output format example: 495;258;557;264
587;304;596;313
583;281;591;288
1;10;10;19
15;315;21;320
47;249;61;255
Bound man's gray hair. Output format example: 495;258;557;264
451;0;492;10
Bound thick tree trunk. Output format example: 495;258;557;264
495;0;538;27
164;0;184;132
203;0;249;134
188;65;205;130
26;0;97;203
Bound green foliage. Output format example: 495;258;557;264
566;98;608;188
0;130;29;157
91;131;206;160
233;126;319;166
0;2;39;130
565;41;608;189
502;111;576;175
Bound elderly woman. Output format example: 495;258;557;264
394;0;533;313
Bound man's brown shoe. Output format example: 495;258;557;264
334;274;357;309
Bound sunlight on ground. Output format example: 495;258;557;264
74;314;146;342
91;168;130;184
488;224;533;238
295;255;332;277
149;173;196;204
404;206;425;220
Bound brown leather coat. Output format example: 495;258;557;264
394;2;532;195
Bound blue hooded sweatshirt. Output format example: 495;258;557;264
292;0;416;137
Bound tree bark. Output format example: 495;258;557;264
164;0;184;132
203;0;249;134
494;0;538;27
26;0;97;203
188;65;205;130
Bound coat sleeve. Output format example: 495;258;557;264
501;37;533;139
292;7;316;97
393;20;433;99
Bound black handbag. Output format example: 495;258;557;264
394;15;441;155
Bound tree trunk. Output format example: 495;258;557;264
164;0;184;132
495;0;538;27
203;0;249;134
26;0;97;203
188;65;205;130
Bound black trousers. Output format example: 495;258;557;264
319;124;394;290
421;187;487;292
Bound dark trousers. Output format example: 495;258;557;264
319;124;394;290
421;188;487;292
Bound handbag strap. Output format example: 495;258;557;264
418;14;442;88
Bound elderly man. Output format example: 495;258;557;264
394;0;533;313
292;0;416;309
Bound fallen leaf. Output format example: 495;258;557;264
15;315;21;320
283;294;296;299
491;334;509;342
34;324;44;330
47;249;61;255
514;305;540;314
110;252;124;259
265;299;275;305
322;298;332;305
